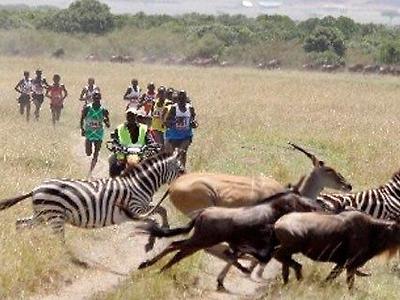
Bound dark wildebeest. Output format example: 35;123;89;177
363;64;380;74
273;210;400;289
302;63;319;71
136;190;325;290
266;59;281;70
52;48;65;58
347;64;364;73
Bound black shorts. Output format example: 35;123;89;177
32;94;44;104
18;94;30;103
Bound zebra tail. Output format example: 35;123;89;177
0;192;33;210
137;189;170;219
138;217;196;238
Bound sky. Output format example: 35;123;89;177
1;1;400;23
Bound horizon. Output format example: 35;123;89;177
1;0;400;24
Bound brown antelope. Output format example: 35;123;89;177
273;210;400;289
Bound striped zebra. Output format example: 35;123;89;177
0;150;184;240
317;169;400;221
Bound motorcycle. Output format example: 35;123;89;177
106;134;162;176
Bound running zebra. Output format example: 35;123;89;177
0;150;184;240
317;169;400;221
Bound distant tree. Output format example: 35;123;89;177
303;26;346;57
379;40;400;64
39;0;114;34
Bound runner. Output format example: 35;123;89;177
31;69;48;121
150;86;168;145
123;79;141;109
46;74;68;126
79;77;100;105
14;71;32;122
139;82;156;116
80;92;110;175
165;90;198;167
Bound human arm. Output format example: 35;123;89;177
45;87;51;99
62;84;68;100
190;106;198;128
14;80;23;94
103;109;111;128
79;88;86;101
165;106;176;128
80;106;89;135
123;87;132;100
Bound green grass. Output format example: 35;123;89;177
0;56;400;298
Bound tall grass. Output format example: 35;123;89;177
0;56;399;298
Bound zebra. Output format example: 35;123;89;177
0;149;185;241
317;169;400;221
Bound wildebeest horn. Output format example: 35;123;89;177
288;142;323;167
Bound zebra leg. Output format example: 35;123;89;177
45;215;66;242
154;205;169;228
16;216;37;230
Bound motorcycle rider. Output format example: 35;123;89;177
80;92;110;175
108;107;151;177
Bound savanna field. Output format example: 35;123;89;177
0;56;400;299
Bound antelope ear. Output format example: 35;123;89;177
318;160;325;167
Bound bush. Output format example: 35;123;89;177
303;26;346;57
379;40;400;64
308;50;344;65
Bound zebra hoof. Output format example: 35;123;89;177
138;261;150;269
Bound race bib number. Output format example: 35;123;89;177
176;117;189;130
89;120;102;129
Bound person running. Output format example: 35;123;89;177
139;82;156;116
31;69;48;121
108;107;150;177
123;79;141;109
46;74;68;126
150;86;168;145
165;90;198;167
80;92;110;175
14;71;32;121
79;77;100;105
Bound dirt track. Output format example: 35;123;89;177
29;133;278;300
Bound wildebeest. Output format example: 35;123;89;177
302;63;320;71
363;64;380;74
266;59;281;70
52;48;65;58
321;63;343;73
347;63;364;73
273;210;400;289
137;189;323;290
110;55;134;63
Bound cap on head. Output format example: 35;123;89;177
126;107;138;116
158;85;166;92
178;90;187;100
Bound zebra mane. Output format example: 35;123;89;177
120;151;173;177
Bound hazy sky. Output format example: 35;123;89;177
0;1;399;23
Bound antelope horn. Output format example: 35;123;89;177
288;142;322;166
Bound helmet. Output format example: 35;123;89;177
126;107;138;115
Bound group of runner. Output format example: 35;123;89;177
15;72;198;175
14;69;68;125
79;78;198;175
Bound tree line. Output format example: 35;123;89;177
2;0;400;65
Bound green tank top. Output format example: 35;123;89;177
85;105;105;141
117;123;147;147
